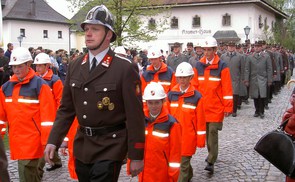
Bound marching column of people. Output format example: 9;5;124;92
1;11;295;181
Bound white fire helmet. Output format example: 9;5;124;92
147;46;162;59
175;62;194;77
9;47;33;66
201;36;218;48
33;53;51;64
114;46;127;56
143;82;166;100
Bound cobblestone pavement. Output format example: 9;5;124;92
7;80;293;182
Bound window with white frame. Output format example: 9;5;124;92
171;16;178;29
222;13;231;26
43;30;48;38
20;28;25;37
58;31;62;39
192;15;201;28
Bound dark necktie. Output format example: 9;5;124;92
90;57;97;72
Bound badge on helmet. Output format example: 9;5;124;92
143;82;166;100
175;62;194;77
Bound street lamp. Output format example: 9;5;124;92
17;35;23;47
244;26;251;41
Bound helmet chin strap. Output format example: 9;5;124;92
89;28;109;51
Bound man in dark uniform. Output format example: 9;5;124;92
44;5;145;181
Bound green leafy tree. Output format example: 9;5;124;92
266;0;295;50
66;0;171;47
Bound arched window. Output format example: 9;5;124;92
192;15;201;28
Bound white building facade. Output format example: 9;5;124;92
1;0;70;51
133;1;287;53
3;20;69;50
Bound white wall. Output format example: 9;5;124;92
68;3;280;54
2;20;70;51
128;3;278;53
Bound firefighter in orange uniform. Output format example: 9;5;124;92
33;53;63;171
167;62;206;182
194;36;233;174
0;47;56;182
138;82;181;182
141;46;176;94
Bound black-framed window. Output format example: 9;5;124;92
148;18;156;30
20;28;25;37
58;31;62;39
171;16;178;29
192;15;201;28
43;30;48;38
222;13;231;26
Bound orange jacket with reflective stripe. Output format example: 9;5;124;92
36;69;63;145
194;54;233;122
36;69;63;110
138;107;181;182
0;68;56;160
167;84;206;156
141;62;176;94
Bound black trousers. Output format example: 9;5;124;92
233;94;240;113
273;81;281;94
75;159;122;182
254;97;266;114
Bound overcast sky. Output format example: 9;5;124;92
46;0;78;19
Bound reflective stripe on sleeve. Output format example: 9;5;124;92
18;98;39;104
169;162;181;168
223;96;233;99
209;77;221;81
158;81;171;86
145;130;148;135
198;77;205;80
0;121;5;124
64;137;69;141
5;99;12;102
170;103;179;107
41;122;54;126
1;128;6;132
197;131;206;135
182;104;196;109
152;131;169;138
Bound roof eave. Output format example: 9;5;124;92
3;17;71;25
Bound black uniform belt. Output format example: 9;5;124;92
79;123;126;136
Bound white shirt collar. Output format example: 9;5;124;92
88;47;109;69
206;56;214;64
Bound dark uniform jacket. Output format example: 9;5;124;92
47;49;145;163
